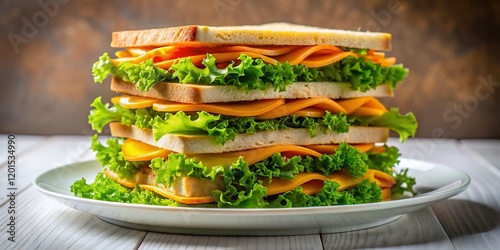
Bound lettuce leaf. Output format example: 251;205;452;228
71;172;179;206
366;145;401;174
349;107;418;142
267;179;382;208
92;53;172;91
393;168;417;196
171;54;268;91
92;53;409;92
152;111;222;140
253;142;367;181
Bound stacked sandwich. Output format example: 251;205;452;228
71;23;417;208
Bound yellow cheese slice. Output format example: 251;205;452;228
111;95;164;109
152;98;285;116
113;44;396;69
263;169;395;196
304;144;374;154
336;97;387;114
255;97;348;119
122;139;375;166
122;138;171;161
274;45;343;65
111;95;387;119
190;145;323;168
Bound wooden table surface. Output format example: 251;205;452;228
1;135;499;249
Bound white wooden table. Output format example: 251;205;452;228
1;135;499;249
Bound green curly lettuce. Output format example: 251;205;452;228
267;179;382;208
71;172;179;206
92;53;409;92
366;145;401;174
350;107;417;142
92;53;173;91
392;169;417;196
252;142;367;180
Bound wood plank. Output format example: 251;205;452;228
0;135;46;166
389;138;500;249
460;139;500;171
1;185;146;249
0;136;93;205
322;208;454;249
139;233;323;250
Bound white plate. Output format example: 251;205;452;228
33;158;470;236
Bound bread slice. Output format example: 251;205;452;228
111;23;391;50
109;122;389;154
111;76;393;104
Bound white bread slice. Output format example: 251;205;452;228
109;122;389;154
111;23;391;50
110;76;393;104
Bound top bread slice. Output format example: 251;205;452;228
111;23;391;50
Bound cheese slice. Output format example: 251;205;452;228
122;138;171;161
263;169;395;196
121;138;375;166
153;98;285;117
112;95;387;118
113;44;396;69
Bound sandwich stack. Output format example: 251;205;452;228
72;23;417;208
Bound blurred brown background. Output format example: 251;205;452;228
1;0;499;139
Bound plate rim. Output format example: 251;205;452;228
33;158;471;215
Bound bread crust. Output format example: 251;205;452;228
111;25;198;48
111;23;391;50
109;122;389;154
110;76;394;104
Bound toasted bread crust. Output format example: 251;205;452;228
109;122;389;154
110;77;394;104
111;23;391;50
111;25;198;48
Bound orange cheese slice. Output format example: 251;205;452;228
190;145;323;168
121;138;376;166
153;51;279;69
264;169;395;196
274;45;343;65
114;44;396;69
153;98;285;116
304;144;374;154
255;97;347;119
300;52;360;68
111;95;388;118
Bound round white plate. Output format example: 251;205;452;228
33;158;470;236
